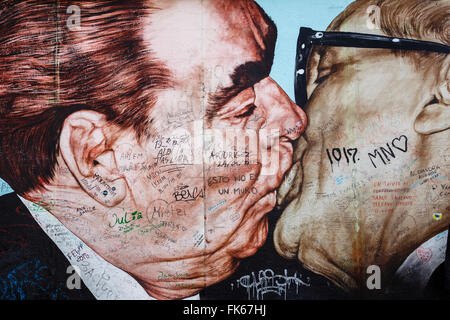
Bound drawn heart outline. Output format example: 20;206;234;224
392;135;408;153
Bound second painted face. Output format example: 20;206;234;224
276;8;450;291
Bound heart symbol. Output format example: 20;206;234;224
392;135;408;152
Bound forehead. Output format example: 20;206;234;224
330;4;385;36
316;10;408;68
144;0;269;88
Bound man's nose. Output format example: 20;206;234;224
254;77;307;141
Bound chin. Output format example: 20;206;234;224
142;258;242;300
145;286;201;300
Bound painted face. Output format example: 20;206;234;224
275;12;450;291
58;0;306;299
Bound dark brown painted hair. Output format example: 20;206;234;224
0;1;171;194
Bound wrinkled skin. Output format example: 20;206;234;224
276;6;450;292
25;0;306;299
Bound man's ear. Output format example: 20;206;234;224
59;110;127;207
415;56;450;135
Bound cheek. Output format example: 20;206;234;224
115;128;206;206
204;127;261;200
114;142;149;186
121;116;275;210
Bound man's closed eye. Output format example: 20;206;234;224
235;104;257;118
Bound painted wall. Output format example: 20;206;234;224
0;0;354;197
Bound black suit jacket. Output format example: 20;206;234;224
0;192;95;300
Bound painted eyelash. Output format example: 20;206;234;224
235;104;257;118
314;72;331;85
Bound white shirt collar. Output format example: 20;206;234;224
18;195;200;300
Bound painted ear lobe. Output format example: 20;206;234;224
414;101;450;135
414;58;450;135
59;110;127;207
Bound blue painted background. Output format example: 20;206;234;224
0;0;354;196
256;0;354;100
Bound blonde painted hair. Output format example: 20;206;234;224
328;0;449;65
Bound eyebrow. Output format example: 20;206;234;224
206;10;277;119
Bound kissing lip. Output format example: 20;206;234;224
236;186;277;221
276;135;309;209
249;189;277;212
257;189;277;212
239;141;295;217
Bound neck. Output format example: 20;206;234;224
22;170;237;300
